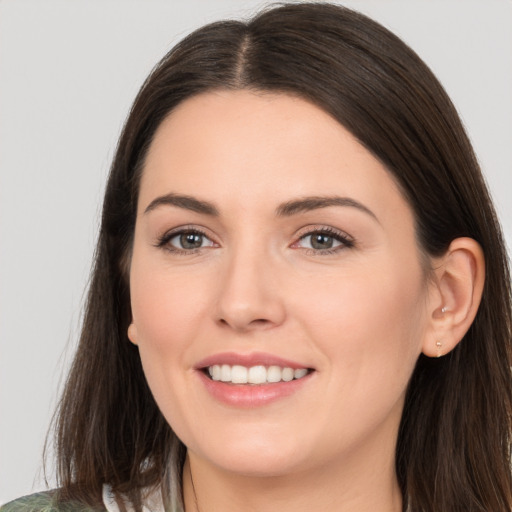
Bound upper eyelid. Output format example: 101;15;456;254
294;225;353;241
160;225;214;239
159;224;351;238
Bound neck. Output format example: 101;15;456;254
182;443;402;512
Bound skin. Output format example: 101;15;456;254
127;90;483;512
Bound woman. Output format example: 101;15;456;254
3;2;511;511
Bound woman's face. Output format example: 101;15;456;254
128;90;432;477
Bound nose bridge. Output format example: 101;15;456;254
215;233;285;331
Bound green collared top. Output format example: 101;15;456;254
0;492;106;512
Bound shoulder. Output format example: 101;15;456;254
1;492;106;512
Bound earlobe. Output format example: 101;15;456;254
127;323;139;346
422;237;485;358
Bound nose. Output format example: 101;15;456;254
214;246;286;332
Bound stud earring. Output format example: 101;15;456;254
436;340;442;358
441;307;447;313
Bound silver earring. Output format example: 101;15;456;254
436;340;442;358
441;307;447;313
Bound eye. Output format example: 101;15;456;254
294;227;354;254
172;231;209;250
157;228;216;254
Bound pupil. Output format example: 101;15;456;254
311;234;333;249
180;233;202;249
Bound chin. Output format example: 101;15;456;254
186;426;312;477
205;449;305;478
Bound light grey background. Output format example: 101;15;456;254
1;0;511;504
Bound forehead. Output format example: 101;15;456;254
139;90;410;225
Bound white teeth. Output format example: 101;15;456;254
220;364;231;382
294;368;308;379
248;365;267;384
282;367;294;382
231;365;248;384
206;364;309;384
267;365;282;383
212;365;221;381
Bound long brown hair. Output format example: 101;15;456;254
51;3;512;511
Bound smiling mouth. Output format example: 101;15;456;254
203;364;313;385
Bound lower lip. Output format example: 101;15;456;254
197;370;313;407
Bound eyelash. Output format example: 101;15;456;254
156;225;355;256
294;226;355;255
156;226;213;256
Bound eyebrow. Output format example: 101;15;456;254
275;195;378;221
144;193;378;222
144;193;220;216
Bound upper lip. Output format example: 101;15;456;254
195;351;313;370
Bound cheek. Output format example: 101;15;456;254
129;264;214;445
294;255;426;387
282;257;427;458
130;253;208;347
128;252;211;411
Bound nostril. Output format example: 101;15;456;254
218;316;269;326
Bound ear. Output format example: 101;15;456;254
422;237;485;358
127;322;139;346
